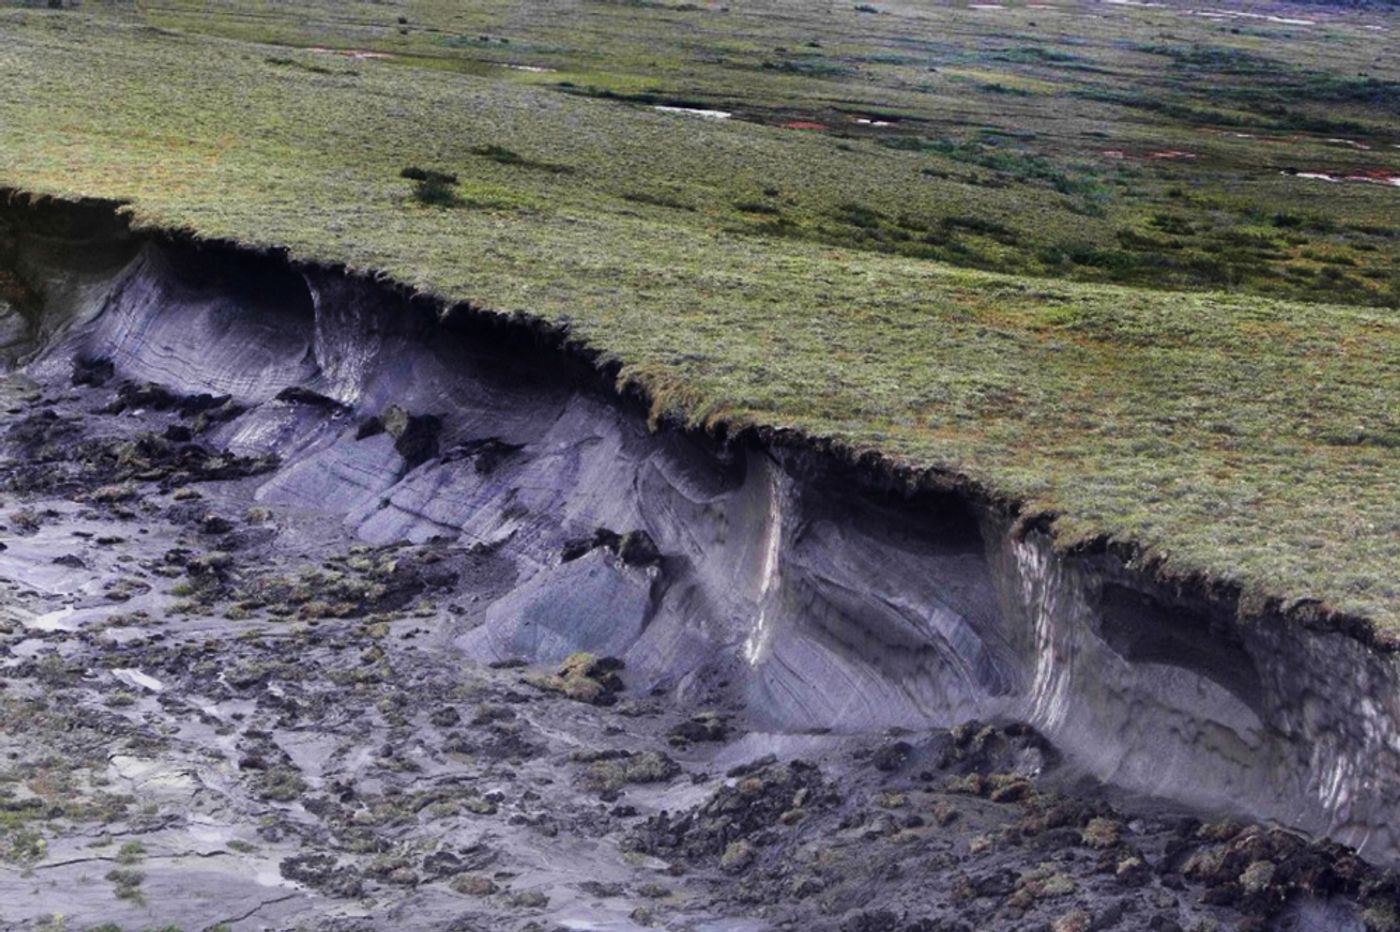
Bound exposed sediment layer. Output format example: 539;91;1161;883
3;192;1399;867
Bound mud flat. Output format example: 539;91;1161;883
0;194;1397;930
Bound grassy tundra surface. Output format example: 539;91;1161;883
0;1;1397;632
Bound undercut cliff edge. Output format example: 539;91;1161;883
0;191;1397;931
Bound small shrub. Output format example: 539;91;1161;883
106;867;145;902
3;828;45;866
253;767;308;802
400;167;459;207
978;82;1032;97
733;200;781;215
116;841;146;864
835;202;885;229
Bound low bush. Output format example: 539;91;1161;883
401;167;459;206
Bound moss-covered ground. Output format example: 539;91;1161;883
0;0;1396;630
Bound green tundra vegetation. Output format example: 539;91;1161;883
0;1;1396;630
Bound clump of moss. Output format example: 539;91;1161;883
719;839;756;873
527;652;626;705
1081;817;1122;849
451;873;499;896
2;827;46;866
1008;864;1076;910
574;749;680;793
252;767;308;802
507;889;549;908
115;840;146;864
1239;859;1275;894
1362;902;1400;932
106;866;145;902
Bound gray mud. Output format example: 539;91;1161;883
0;198;1397;930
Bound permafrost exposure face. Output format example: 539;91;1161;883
1;198;1398;929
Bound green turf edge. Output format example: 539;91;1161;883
4;182;1391;657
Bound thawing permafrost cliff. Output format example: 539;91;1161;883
6;194;1400;863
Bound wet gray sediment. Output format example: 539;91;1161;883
0;194;1397;930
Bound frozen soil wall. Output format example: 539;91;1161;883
5;193;1399;869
